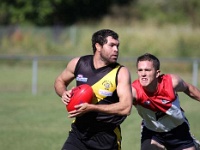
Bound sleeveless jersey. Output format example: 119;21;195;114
73;55;125;138
132;74;188;132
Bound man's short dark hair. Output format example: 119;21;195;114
92;29;118;53
136;53;160;70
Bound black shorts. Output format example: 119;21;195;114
141;122;195;150
61;125;120;150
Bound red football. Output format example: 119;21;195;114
66;84;93;112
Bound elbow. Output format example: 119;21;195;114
125;108;132;116
54;78;64;97
120;105;132;116
54;81;59;95
120;110;131;116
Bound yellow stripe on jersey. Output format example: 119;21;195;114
91;65;120;104
114;126;122;150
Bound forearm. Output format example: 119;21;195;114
184;83;200;101
54;79;67;97
89;102;132;116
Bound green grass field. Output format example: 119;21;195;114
0;63;199;150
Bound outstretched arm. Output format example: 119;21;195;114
183;82;200;101
171;74;200;101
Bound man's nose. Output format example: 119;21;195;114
141;71;146;76
114;46;118;52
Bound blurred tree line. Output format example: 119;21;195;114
0;0;132;26
0;0;200;26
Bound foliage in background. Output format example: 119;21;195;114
0;0;200;58
0;24;199;58
0;0;132;25
0;0;200;26
136;0;200;27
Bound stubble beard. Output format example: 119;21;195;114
100;53;117;65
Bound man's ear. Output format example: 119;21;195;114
156;70;161;78
95;43;101;52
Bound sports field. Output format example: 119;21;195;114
0;61;199;150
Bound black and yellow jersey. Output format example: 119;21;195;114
73;54;126;135
67;55;126;150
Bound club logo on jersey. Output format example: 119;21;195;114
76;74;88;82
102;80;113;90
98;80;114;96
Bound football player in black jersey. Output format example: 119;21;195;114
54;29;133;150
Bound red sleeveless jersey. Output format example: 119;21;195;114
132;74;187;132
132;74;176;112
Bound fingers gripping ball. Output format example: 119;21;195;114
66;84;93;112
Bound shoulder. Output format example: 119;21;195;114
168;74;187;91
169;74;183;85
75;55;93;65
69;55;93;66
79;55;93;60
68;57;80;66
116;66;131;86
118;66;130;73
132;85;138;100
118;66;131;79
130;80;140;104
131;79;140;87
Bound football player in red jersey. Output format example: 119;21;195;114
132;53;200;150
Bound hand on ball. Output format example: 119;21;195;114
66;84;93;112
